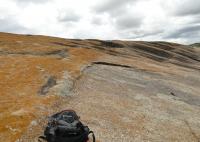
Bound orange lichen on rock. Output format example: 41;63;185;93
1;33;200;142
0;33;103;141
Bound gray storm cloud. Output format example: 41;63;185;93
0;18;27;33
116;17;142;30
172;0;200;16
166;25;200;39
14;0;50;4
0;0;199;44
94;0;135;13
58;12;81;23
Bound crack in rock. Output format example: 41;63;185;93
92;61;132;68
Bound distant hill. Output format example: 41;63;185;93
190;43;200;47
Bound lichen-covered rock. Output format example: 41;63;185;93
0;32;200;142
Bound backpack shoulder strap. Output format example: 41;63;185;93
88;131;95;142
38;135;47;142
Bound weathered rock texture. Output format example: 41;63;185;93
0;32;200;142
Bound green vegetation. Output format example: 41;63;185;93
190;43;200;47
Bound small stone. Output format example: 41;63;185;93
30;120;38;126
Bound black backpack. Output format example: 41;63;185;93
39;110;95;142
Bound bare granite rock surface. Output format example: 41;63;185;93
0;32;199;142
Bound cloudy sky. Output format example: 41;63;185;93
0;0;200;44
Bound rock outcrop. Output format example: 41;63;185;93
0;32;200;142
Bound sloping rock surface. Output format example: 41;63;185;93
0;32;200;142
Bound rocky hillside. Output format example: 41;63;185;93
0;32;200;142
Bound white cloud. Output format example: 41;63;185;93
0;0;199;44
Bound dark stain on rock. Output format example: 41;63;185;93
0;49;68;58
38;76;57;95
174;50;200;62
85;40;124;48
146;42;176;51
130;44;172;59
45;49;68;58
100;41;124;48
51;42;70;47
